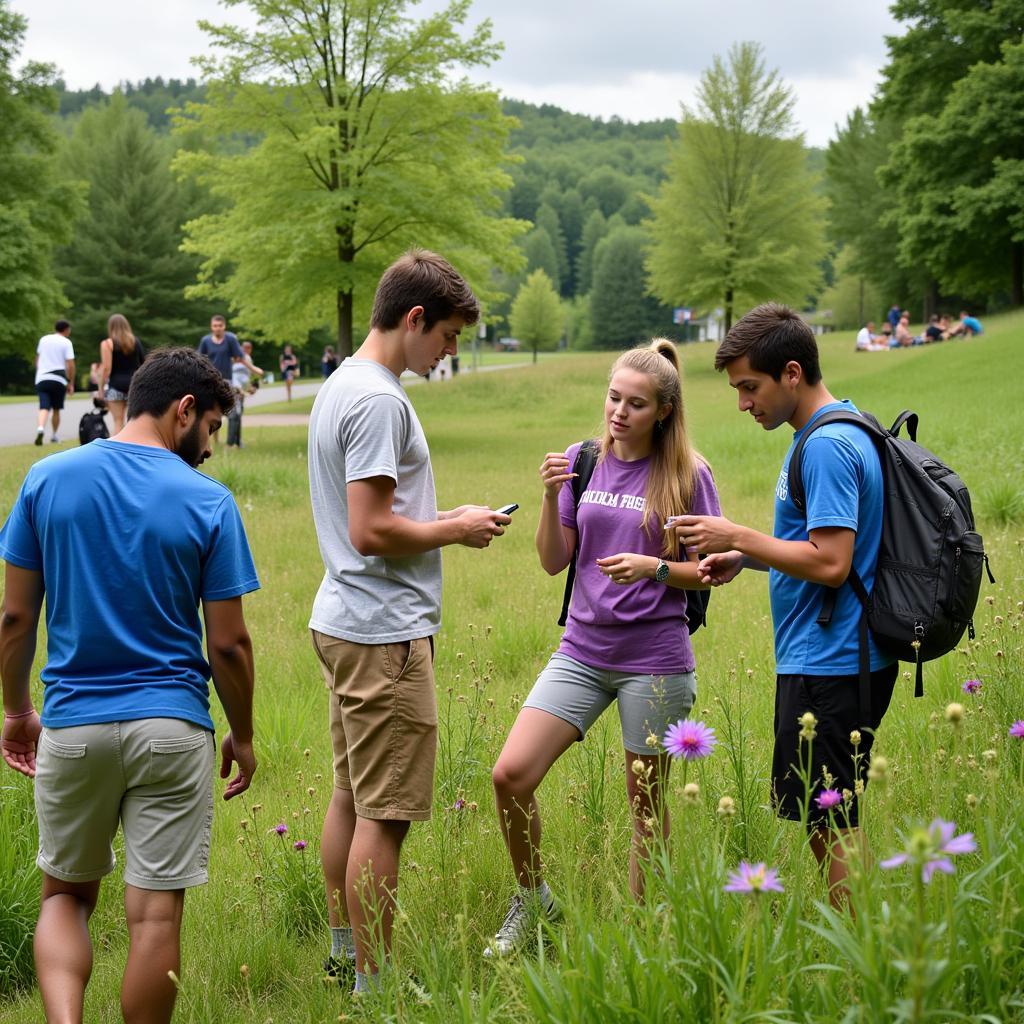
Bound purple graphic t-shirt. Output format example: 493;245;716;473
557;443;721;674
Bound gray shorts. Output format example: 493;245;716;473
523;653;697;754
104;386;129;402
34;718;215;890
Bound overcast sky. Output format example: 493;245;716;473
17;0;901;147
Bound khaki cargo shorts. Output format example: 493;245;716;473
34;718;215;890
311;630;437;821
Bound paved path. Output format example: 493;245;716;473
0;362;528;448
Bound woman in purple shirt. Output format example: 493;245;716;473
485;339;721;957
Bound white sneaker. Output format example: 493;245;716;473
483;887;560;959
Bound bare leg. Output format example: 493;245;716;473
491;708;578;887
322;787;357;927
624;750;672;902
51;409;61;436
34;875;101;1024
108;400;126;434
810;826;867;911
346;817;410;974
121;886;185;1024
37;408;49;431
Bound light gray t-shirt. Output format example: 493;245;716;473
36;333;75;386
308;358;441;643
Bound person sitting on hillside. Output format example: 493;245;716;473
892;316;916;348
949;311;983;337
924;315;946;343
855;321;887;352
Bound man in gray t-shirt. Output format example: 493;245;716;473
307;250;509;993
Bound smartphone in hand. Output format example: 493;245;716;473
496;503;518;515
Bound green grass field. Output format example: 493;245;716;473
1;320;1023;1022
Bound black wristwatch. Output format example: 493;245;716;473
654;559;670;583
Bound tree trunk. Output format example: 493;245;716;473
925;279;939;321
533;343;538;364
724;287;734;336
336;289;354;358
1012;241;1024;307
336;227;355;357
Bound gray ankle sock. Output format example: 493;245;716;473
330;925;354;959
354;969;382;993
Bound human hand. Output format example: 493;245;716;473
440;504;487;521
539;452;576;499
595;552;657;586
2;710;41;778
669;514;739;555
220;732;256;800
455;506;510;549
697;551;744;587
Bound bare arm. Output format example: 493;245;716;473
1;565;44;777
348;477;508;557
202;597;256;799
65;358;76;395
675;515;855;588
535;452;577;575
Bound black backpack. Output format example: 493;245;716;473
558;439;711;633
78;408;109;445
788;409;993;715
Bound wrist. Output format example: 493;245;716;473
4;707;35;719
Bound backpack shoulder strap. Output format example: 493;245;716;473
787;410;888;512
558;440;600;627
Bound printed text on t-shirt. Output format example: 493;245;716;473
580;489;646;512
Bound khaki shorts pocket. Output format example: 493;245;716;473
150;734;209;755
148;732;211;785
40;735;87;759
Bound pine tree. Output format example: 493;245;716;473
57;94;205;353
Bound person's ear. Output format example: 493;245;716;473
405;306;426;333
176;394;196;426
784;361;803;389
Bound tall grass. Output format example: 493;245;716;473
0;317;1023;1020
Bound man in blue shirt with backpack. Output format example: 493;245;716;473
672;302;898;908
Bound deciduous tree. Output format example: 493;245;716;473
510;270;562;363
174;0;525;357
646;43;826;331
0;2;82;361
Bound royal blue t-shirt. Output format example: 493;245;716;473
770;401;894;676
0;440;259;729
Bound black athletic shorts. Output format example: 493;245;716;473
36;380;67;411
771;662;899;829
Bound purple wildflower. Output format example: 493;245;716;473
664;720;717;760
1009;721;1024;739
962;678;982;695
880;818;977;883
453;798;466;811
815;789;843;810
724;862;784;894
274;823;288;836
293;840;307;851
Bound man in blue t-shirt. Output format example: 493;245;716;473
0;348;260;1023
199;316;263;387
672;302;897;909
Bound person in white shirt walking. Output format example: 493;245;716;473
34;320;76;445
